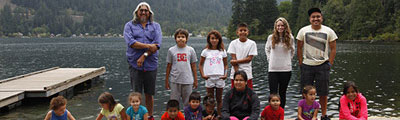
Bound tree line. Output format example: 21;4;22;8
0;0;232;37
227;0;400;41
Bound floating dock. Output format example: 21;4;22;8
0;67;106;110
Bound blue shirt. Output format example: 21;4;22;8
51;109;68;120
184;105;202;120
126;105;148;120
124;21;162;71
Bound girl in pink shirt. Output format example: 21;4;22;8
339;81;368;120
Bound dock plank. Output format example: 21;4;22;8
0;91;24;108
0;67;105;97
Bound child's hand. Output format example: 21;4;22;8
165;82;170;90
202;75;209;80
312;117;317;120
193;80;198;89
219;75;227;80
230;60;238;65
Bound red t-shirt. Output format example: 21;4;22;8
161;111;185;120
261;105;284;120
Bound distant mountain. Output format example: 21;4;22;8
1;0;232;37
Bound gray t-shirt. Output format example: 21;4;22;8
166;45;198;84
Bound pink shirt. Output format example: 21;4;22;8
339;93;368;120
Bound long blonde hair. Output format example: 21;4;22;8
272;17;293;51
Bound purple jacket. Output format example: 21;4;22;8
124;21;162;71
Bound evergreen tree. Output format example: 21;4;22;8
0;4;16;35
278;1;292;19
322;0;347;39
348;0;384;39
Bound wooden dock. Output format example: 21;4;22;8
0;67;106;110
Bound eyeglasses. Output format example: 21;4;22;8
139;9;149;13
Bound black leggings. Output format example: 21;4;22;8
268;72;291;109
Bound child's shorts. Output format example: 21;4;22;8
205;75;225;88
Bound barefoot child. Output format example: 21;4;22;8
297;85;320;120
126;92;149;120
96;92;128;120
199;30;228;115
339;81;368;120
44;96;76;120
261;94;284;120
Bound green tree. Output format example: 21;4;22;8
348;0;384;39
322;0;347;39
33;2;53;27
278;1;292;19
228;0;279;40
0;4;16;35
288;0;301;32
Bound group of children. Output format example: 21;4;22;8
44;80;367;120
44;24;367;120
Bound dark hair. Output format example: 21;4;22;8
268;94;281;102
189;91;201;102
308;7;322;16
128;92;142;104
206;30;224;51
203;94;216;106
234;70;248;81
343;81;359;95
98;92;117;110
237;23;248;29
49;96;67;110
174;28;189;40
302;85;316;95
167;99;180;110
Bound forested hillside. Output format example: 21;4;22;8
0;0;232;37
228;0;400;41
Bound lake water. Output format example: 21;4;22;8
0;38;399;119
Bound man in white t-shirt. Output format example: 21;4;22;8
227;23;258;89
296;8;337;120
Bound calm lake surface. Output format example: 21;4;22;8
0;38;399;119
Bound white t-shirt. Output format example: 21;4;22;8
265;34;295;72
201;49;227;76
227;39;258;79
166;45;198;84
296;25;337;66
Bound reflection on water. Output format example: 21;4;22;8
0;38;399;119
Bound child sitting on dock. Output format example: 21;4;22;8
297;85;320;120
161;99;185;120
202;95;218;120
126;92;149;120
96;92;128;120
339;81;368;120
184;92;202;120
44;96;76;120
260;94;284;120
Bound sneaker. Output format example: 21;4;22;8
321;115;331;120
148;116;154;120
